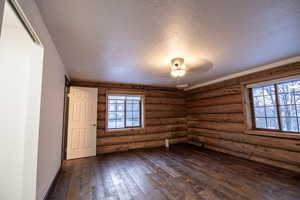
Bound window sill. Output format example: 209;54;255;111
245;130;300;139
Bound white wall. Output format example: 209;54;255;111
0;0;67;199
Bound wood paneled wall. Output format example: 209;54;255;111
71;81;187;154
186;61;300;173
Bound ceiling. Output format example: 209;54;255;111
36;0;300;87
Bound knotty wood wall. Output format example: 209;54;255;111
186;61;300;173
71;81;187;154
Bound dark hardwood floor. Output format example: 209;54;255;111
47;144;300;200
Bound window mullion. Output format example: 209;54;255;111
262;91;268;128
124;99;127;128
274;84;282;131
249;89;257;129
139;100;142;127
292;85;300;132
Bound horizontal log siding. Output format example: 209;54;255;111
186;61;300;173
71;81;187;154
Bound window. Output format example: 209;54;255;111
107;94;142;129
249;77;300;133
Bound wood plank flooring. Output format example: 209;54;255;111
47;144;300;200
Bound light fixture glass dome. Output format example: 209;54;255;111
170;57;186;78
171;69;186;77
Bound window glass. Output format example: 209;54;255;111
255;118;267;129
107;95;142;129
267;118;279;129
250;78;300;133
281;118;298;132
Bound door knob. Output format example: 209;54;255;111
92;124;97;127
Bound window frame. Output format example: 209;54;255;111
242;74;300;138
106;91;144;131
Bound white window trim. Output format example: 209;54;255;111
106;91;145;131
242;75;300;139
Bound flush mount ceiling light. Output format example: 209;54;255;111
170;57;186;78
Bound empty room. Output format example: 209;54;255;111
1;0;300;199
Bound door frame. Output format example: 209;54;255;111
61;75;70;163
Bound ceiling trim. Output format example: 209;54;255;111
185;55;300;91
70;79;180;91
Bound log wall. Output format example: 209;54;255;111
71;81;187;154
186;61;300;173
70;62;300;173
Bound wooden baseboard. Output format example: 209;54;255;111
43;167;61;200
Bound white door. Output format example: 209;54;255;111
0;2;44;199
67;87;98;160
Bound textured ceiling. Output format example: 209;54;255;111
36;0;300;87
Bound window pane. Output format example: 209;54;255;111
263;85;275;95
279;105;297;117
294;92;300;104
296;105;300;116
293;81;300;92
253;87;264;96
108;96;126;100
266;118;278;129
252;85;280;130
116;118;124;128
277;82;294;93
108;112;116;120
127;96;141;100
278;93;294;105
126;119;133;127
254;107;265;117
254;96;265;106
281;118;298;132
117;103;125;111
108;120;116;129
108;101;117;111
264;95;276;106
265;106;277;117
117;112;124;120
117;100;124;104
255;118;267;129
133;112;140;118
126;102;133;111
126;112;132;119
133;102;140;111
132;119;140;126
